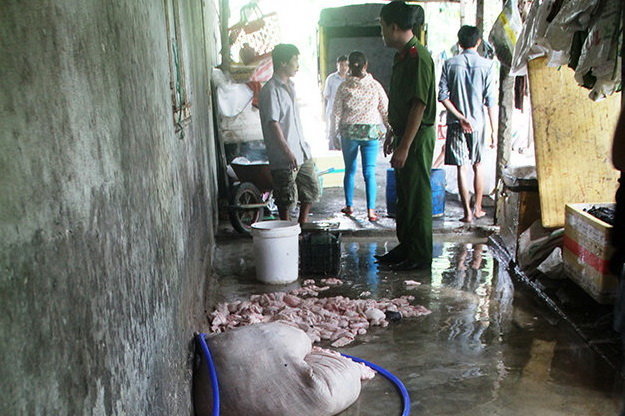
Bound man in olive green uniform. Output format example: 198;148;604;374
376;1;436;270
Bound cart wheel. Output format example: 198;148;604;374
229;182;263;235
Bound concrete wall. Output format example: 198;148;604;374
0;1;219;414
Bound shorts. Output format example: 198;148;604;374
271;158;320;209
444;123;485;166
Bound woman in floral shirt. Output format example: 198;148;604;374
332;51;390;221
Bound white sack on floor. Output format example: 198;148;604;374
537;247;565;279
194;322;374;416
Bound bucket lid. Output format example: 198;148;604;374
251;220;301;238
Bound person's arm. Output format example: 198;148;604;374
384;129;394;157
379;84;393;156
483;62;498;148
440;99;472;133
612;109;625;172
438;61;472;133
269;121;297;170
376;82;390;133
391;98;426;169
486;106;498;148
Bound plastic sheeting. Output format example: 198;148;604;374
213;68;253;117
572;0;622;101
511;0;621;101
510;0;560;75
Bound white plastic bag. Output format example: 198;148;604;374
510;0;555;75
212;68;253;117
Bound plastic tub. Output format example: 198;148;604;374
431;168;446;217
251;221;301;284
386;168;397;217
386;168;446;217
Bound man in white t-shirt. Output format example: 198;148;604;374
323;55;348;150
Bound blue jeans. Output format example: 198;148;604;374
341;138;379;209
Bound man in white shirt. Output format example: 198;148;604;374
259;44;319;223
323;55;348;150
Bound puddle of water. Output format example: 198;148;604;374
212;237;624;415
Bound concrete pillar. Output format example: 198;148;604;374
476;0;485;33
459;0;467;26
493;0;516;224
220;0;231;68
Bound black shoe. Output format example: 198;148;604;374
374;252;405;264
375;257;406;265
389;259;432;271
376;260;404;270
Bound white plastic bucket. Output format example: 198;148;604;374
250;221;301;284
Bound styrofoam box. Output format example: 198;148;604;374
563;203;618;304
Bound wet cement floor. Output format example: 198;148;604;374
210;235;625;415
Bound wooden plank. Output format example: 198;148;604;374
528;57;621;228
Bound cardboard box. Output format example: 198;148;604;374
563;203;618;304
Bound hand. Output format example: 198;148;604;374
460;117;473;133
390;146;408;169
383;130;394;157
286;150;298;171
489;131;496;149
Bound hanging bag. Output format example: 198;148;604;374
228;2;280;64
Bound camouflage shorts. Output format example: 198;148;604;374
271;158;320;209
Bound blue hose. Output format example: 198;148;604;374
196;333;220;416
341;353;411;416
195;332;409;416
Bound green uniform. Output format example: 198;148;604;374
388;36;436;262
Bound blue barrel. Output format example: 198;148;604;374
386;168;397;217
431;168;446;217
386;168;446;217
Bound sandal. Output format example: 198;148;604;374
368;214;379;222
341;207;354;215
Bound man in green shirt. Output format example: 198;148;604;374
376;1;436;270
